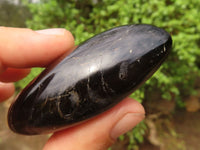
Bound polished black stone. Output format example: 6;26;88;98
8;24;172;135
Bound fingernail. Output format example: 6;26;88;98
110;113;145;140
36;28;66;35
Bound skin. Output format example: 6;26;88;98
0;27;145;150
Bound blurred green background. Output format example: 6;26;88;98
0;0;200;150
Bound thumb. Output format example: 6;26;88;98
43;98;145;150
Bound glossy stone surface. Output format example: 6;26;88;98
8;24;172;135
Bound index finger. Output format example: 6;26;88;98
0;27;75;71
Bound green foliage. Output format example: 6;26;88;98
25;0;200;101
0;0;31;27
127;121;147;150
17;0;200;149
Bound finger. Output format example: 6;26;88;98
0;27;74;70
44;98;145;150
0;68;30;82
0;82;15;102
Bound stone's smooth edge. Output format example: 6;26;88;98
8;24;172;135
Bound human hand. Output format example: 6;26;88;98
0;27;74;102
0;27;145;150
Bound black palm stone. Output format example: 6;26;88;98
8;24;172;135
